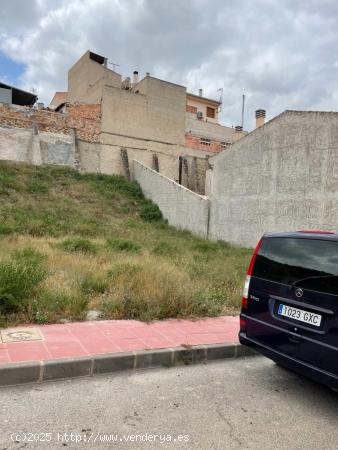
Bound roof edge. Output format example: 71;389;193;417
187;92;221;105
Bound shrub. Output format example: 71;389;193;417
102;261;194;321
0;248;48;313
80;273;110;295
106;239;141;254
30;290;89;324
139;199;163;222
55;238;98;255
12;247;47;265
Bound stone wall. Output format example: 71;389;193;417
133;160;210;238
208;110;338;247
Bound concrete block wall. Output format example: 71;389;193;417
133;160;210;238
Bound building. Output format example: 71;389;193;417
185;91;244;153
0;50;246;195
48;50;245;193
0;81;37;106
49;92;67;110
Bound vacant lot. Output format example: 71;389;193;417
0;162;252;326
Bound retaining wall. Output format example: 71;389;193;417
133;160;210;238
0;125;76;166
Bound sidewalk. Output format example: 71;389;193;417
0;316;256;386
0;316;239;363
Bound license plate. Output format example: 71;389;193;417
278;304;322;327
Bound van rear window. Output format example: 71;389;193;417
253;237;338;295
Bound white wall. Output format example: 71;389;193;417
133;160;210;238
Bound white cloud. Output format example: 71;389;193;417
1;0;338;129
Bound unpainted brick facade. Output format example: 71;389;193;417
0;104;101;142
185;134;227;153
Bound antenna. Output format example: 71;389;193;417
241;94;246;129
108;61;120;71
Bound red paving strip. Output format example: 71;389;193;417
0;316;239;364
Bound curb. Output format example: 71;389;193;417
0;343;257;388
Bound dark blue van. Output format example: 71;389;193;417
239;231;338;389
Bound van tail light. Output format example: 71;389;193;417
242;275;251;309
241;238;263;310
240;317;247;331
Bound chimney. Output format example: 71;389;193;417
234;125;243;141
103;57;108;68
199;88;203;97
255;109;266;128
146;72;150;77
121;77;131;90
133;71;139;85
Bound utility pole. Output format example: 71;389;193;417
241;94;245;129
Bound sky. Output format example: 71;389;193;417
1;0;338;130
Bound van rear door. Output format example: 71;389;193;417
245;236;338;375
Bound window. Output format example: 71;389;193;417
200;137;211;146
221;141;230;150
206;107;215;118
253;237;338;295
186;105;197;113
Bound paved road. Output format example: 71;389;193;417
1;356;338;449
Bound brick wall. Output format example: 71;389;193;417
185;133;224;153
0;104;101;142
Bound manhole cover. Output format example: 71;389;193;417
1;328;43;343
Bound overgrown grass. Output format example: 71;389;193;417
106;239;141;254
0;248;48;314
0;162;252;326
55;237;98;255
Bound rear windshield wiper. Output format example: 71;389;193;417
290;274;336;288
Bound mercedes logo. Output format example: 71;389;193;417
295;288;303;298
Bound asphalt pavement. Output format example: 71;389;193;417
1;356;338;449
